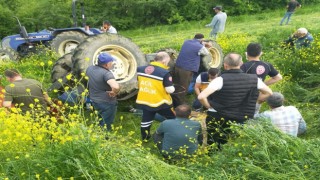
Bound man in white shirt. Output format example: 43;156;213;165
101;20;117;34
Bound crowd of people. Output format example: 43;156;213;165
1;2;312;159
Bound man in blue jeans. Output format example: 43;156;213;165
280;0;301;25
86;52;120;131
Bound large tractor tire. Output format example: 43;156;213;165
51;31;87;57
0;48;19;62
200;40;224;72
157;48;178;73
72;33;147;100
51;52;73;83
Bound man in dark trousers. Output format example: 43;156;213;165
280;0;301;25
86;52;120;131
136;52;176;140
172;33;210;107
198;53;272;148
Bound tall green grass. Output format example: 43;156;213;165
1;4;320;179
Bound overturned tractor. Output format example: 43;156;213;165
49;33;223;100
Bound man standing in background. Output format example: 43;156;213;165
280;0;301;25
206;6;227;40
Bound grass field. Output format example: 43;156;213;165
1;3;320;179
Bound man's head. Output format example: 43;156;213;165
98;52;115;69
175;104;192;119
208;68;220;80
154;51;171;66
213;6;222;13
4;69;21;82
266;92;284;108
223;53;243;70
103;20;112;31
246;43;262;58
294;28;308;38
194;33;205;42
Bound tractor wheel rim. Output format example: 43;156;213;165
208;47;221;68
59;41;80;55
92;45;137;83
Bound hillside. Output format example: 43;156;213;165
0;4;320;179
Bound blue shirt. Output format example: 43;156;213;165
175;39;204;72
207;12;227;34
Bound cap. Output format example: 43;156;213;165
98;52;115;65
194;33;204;40
213;6;222;11
296;28;308;34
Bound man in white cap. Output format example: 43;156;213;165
205;5;227;40
86;52;120;131
285;28;314;49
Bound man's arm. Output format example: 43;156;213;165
163;73;175;94
198;77;223;109
206;16;218;27
198;46;210;56
107;79;120;97
3;86;13;108
198;88;214;109
257;79;273;103
265;74;282;86
194;74;202;96
194;83;201;96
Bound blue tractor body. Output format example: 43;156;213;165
0;0;102;60
1;27;101;52
0;26;101;59
1;29;52;51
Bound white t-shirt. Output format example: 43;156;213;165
207;76;266;112
207;77;266;91
107;26;117;34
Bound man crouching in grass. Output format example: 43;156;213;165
153;104;203;159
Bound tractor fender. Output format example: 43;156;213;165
51;27;99;37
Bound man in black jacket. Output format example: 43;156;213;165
198;53;272;148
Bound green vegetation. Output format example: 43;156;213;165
1;3;320;179
1;0;320;39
